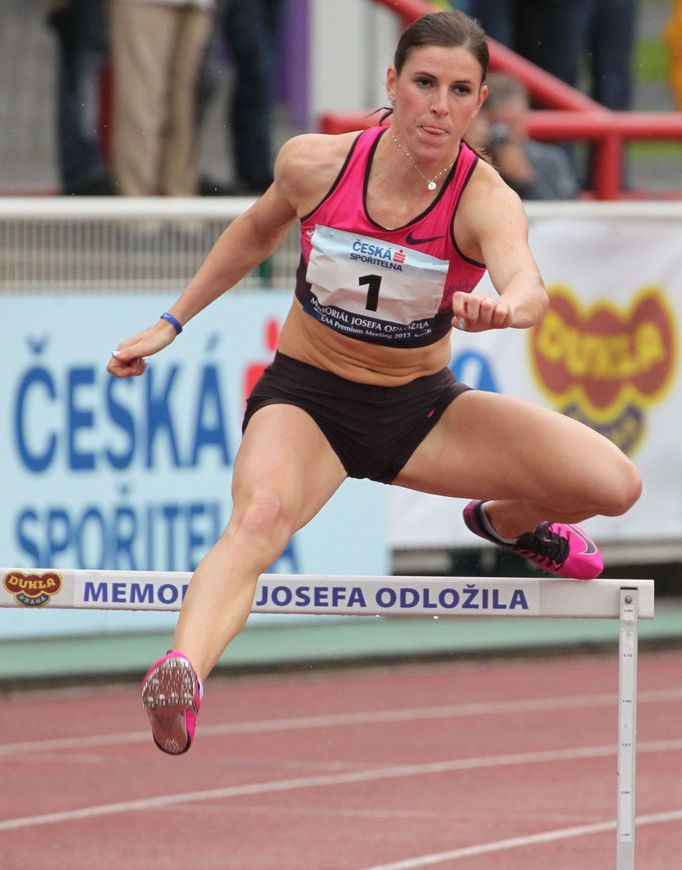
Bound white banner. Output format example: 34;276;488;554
389;212;681;548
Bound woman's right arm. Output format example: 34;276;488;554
107;135;322;378
167;185;299;327
107;187;298;378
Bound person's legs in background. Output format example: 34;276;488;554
223;0;284;194
590;0;636;111
467;0;518;47
110;1;169;195
111;1;212;196
161;4;213;196
540;0;593;90
538;0;594;186
49;0;114;194
467;0;546;66
588;0;636;188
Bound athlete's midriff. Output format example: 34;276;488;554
277;301;453;386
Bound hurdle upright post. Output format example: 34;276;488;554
616;586;639;870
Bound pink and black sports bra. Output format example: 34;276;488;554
295;126;486;348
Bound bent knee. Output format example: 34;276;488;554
598;458;642;517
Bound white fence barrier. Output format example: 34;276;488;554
0;197;301;293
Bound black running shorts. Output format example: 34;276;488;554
242;352;471;484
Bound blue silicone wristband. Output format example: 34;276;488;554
160;312;183;334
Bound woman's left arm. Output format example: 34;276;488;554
452;174;548;332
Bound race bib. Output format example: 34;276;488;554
305;225;449;343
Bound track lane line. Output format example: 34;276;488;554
357;809;682;868
1;739;682;832
2;687;681;756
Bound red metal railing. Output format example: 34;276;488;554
374;0;432;28
324;0;682;200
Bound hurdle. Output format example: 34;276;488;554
1;569;654;869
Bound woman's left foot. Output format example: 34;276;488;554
463;500;604;580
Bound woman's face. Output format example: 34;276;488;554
387;44;488;159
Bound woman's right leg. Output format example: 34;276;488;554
172;403;348;681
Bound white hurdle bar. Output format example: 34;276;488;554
1;569;654;869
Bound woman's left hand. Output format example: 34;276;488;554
451;291;514;332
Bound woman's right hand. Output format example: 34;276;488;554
106;318;178;379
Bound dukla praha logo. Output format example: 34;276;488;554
530;285;677;454
3;570;63;607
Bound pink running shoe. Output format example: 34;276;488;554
141;651;201;755
463;500;604;580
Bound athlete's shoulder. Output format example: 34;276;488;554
468;155;509;191
275;131;365;214
277;131;362;175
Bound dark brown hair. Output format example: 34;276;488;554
393;11;489;81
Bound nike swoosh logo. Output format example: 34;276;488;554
406;232;444;245
568;525;598;555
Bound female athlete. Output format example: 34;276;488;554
107;11;642;754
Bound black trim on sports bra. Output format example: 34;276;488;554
363;131;463;233
450;155;486;269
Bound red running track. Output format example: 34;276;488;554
1;649;681;870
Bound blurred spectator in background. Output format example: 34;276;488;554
221;0;285;195
198;0;285;196
540;0;637;187
540;0;636;112
472;1;636;189
109;0;214;196
475;73;580;200
470;0;635;112
665;0;682;110
47;0;115;195
468;1;546;65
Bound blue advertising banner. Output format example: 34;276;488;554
0;292;388;637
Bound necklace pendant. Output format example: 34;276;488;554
427;180;436;191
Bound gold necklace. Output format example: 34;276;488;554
390;130;455;191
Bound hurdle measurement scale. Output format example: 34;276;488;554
1;569;654;869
